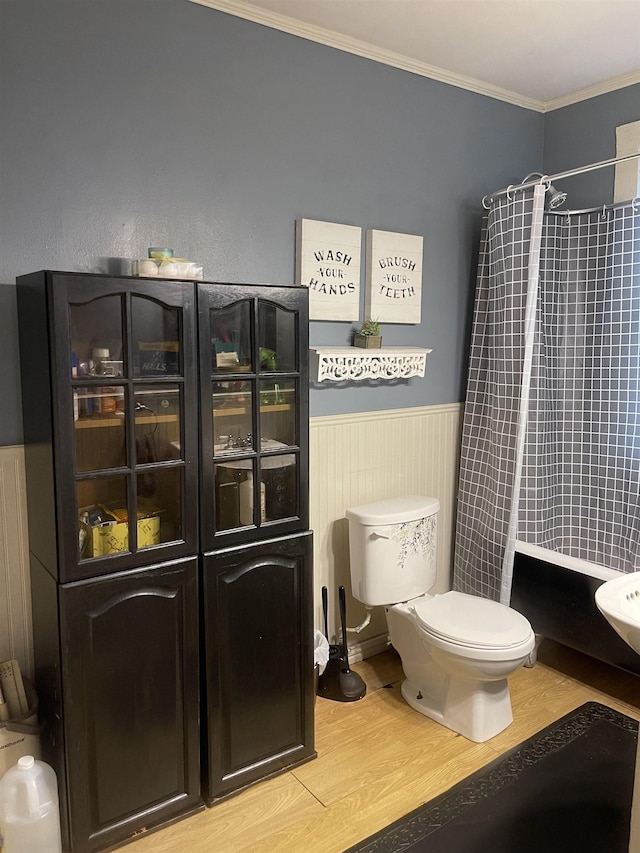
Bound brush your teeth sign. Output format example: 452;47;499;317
366;230;423;324
295;219;361;321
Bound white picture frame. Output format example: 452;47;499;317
295;219;361;321
365;230;423;324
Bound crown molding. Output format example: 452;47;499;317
187;0;545;111
542;71;640;113
188;0;640;114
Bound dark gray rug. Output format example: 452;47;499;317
345;702;638;853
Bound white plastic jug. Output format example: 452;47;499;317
0;755;62;852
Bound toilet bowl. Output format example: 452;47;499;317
346;496;535;743
387;591;534;742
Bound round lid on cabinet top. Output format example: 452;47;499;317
412;591;532;648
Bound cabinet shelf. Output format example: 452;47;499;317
215;403;293;417
309;346;432;382
75;414;178;429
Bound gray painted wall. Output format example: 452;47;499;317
543;84;640;209
1;0;635;447
0;0;542;445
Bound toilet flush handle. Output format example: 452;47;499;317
369;527;393;539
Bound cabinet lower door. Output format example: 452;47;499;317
202;531;315;802
60;558;201;852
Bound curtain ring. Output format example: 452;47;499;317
600;204;608;219
482;195;492;210
632;197;640;212
506;185;515;201
534;174;551;191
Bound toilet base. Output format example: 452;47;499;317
400;675;513;743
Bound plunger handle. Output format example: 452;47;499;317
322;585;329;640
339;585;349;664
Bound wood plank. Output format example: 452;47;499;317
126;773;323;853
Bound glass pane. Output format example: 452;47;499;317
77;476;128;560
211;302;251;372
134;385;182;463
70;296;124;380
212;380;254;454
263;454;297;521
214;463;241;531
258;302;296;372
214;461;263;529
75;385;126;472
259;379;296;447
137;468;182;547
132;297;181;377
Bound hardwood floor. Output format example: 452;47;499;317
123;640;640;853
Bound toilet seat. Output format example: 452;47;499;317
411;591;533;650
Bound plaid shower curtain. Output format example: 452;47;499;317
452;185;545;603
454;189;640;601
518;201;640;572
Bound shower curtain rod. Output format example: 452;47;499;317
483;151;640;207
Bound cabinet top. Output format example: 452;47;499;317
17;269;308;292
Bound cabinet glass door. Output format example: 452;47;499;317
68;284;195;573
201;285;308;545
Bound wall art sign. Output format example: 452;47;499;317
366;230;423;324
295;219;361;321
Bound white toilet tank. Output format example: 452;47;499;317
346;496;440;606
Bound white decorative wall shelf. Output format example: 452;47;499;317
309;346;432;382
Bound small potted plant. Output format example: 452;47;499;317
354;319;382;349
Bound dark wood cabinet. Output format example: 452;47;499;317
202;531;315;802
18;271;203;852
30;557;202;852
197;281;314;802
17;270;314;851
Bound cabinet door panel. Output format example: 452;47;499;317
51;273;198;582
60;558;200;852
203;532;315;802
198;283;309;550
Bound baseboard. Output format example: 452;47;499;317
346;631;390;663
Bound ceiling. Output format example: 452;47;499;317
189;0;640;111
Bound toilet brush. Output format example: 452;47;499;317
317;585;366;702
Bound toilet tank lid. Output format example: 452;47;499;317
346;495;440;525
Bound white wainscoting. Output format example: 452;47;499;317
310;403;463;660
0;403;462;676
0;445;33;678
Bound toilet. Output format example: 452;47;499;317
346;495;535;742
